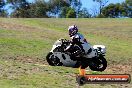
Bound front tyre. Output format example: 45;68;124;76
46;52;62;66
89;56;107;71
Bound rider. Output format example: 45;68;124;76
64;25;96;59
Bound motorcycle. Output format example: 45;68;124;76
46;38;107;71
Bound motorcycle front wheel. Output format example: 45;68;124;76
46;52;63;66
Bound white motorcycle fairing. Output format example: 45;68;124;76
52;52;77;67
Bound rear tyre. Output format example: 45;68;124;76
46;52;62;66
89;56;107;71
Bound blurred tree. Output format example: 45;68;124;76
66;8;76;18
7;0;29;10
59;6;70;18
8;0;30;17
93;0;109;15
10;0;49;18
69;0;82;17
48;0;82;18
28;0;49;18
126;0;132;6
0;0;5;11
0;0;7;17
78;8;91;18
8;0;83;18
48;0;70;16
102;3;129;18
125;0;132;17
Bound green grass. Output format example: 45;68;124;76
0;18;132;88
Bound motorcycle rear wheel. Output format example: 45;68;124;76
89;56;107;71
